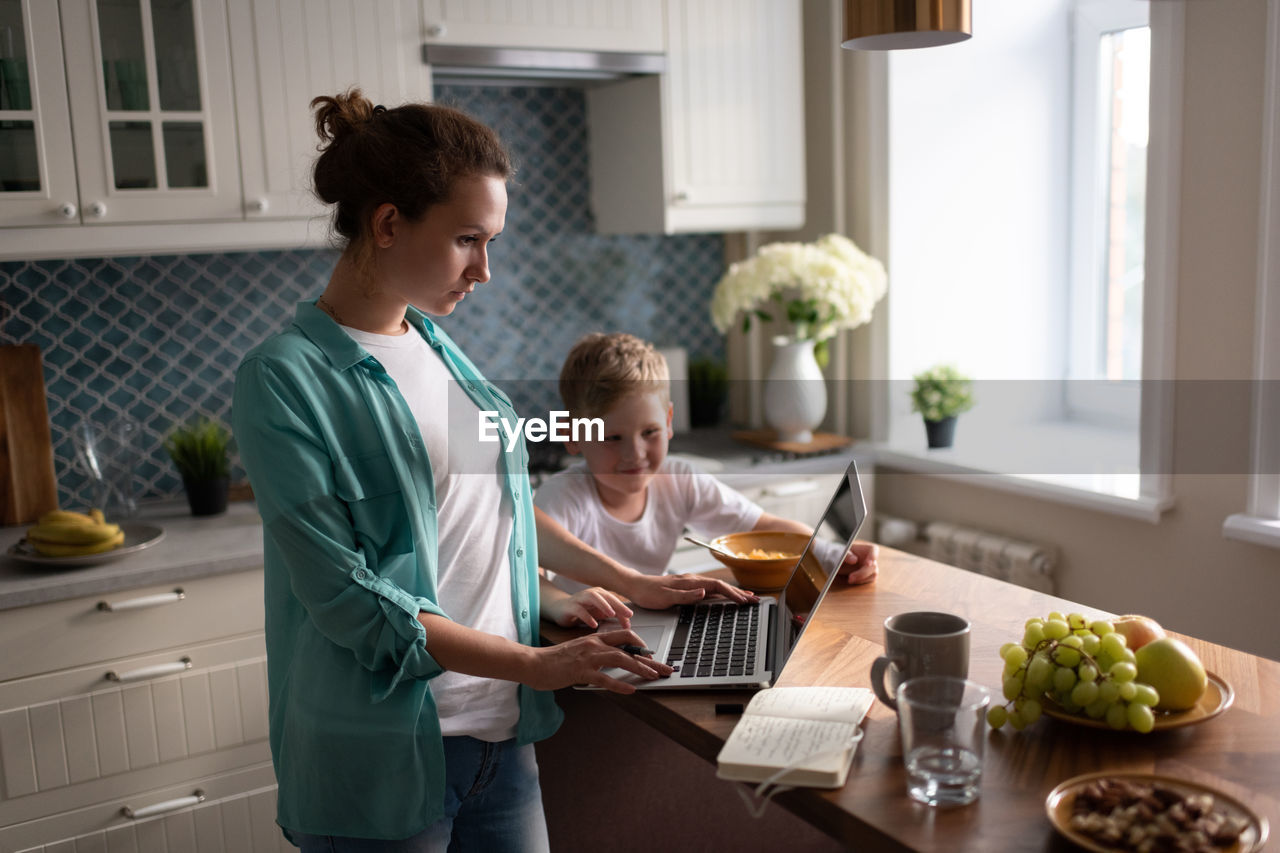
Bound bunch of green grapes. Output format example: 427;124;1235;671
987;611;1161;733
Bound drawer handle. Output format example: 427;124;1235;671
98;588;185;612
760;480;820;498
122;789;205;819
106;656;193;683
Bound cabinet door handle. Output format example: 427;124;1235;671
426;23;446;37
98;588;185;612
59;202;78;219
249;197;268;213
106;656;192;683
122;789;205;819
88;200;107;218
673;189;690;203
760;480;820;498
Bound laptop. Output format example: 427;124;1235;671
588;460;867;690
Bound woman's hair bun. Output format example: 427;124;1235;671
311;88;376;148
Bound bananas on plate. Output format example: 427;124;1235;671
26;509;125;558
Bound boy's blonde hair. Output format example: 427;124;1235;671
559;333;671;420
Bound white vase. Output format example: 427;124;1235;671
763;337;827;444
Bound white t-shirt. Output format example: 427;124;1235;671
534;456;764;594
341;324;519;742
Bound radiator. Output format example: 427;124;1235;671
921;521;1056;595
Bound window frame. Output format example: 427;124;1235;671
1065;0;1149;427
1224;0;1280;547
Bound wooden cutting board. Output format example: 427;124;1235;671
0;344;59;525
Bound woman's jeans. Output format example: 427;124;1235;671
289;737;549;853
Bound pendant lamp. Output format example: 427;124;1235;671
842;0;972;50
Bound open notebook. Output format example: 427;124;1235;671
716;685;874;788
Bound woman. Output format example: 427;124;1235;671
232;90;750;851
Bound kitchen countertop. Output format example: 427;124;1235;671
0;435;871;612
0;501;264;610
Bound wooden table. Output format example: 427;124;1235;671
541;547;1280;851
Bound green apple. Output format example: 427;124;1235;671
1134;637;1207;711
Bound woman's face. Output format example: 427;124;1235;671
379;174;508;317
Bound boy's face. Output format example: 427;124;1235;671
566;391;673;505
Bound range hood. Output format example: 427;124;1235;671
422;45;665;85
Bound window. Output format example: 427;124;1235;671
1067;0;1149;425
1224;0;1280;547
876;0;1177;516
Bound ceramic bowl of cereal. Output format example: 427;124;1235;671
708;531;811;592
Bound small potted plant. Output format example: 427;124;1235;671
689;357;729;428
910;365;974;448
165;418;233;516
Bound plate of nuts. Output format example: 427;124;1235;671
1046;772;1268;853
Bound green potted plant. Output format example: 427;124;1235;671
165;418;233;516
909;365;974;448
688;357;729;428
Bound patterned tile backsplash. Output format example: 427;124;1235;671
0;85;727;508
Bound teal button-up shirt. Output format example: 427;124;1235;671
232;301;562;841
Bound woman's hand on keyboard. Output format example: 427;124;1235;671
528;629;672;693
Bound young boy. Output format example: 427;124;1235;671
537;333;878;628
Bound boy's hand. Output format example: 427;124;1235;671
838;540;879;585
622;570;758;610
544;586;634;629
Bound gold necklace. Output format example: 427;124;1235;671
316;295;348;326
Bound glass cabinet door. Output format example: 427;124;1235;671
0;0;78;227
0;0;37;191
59;0;240;223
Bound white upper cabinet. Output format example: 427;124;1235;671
421;0;664;53
58;0;243;224
588;0;806;234
227;0;430;220
0;0;78;228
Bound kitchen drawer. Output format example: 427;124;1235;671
1;762;286;853
0;635;268;825
0;569;264;683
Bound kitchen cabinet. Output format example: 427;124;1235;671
7;768;288;853
0;570;276;852
59;0;241;225
227;0;430;220
0;0;240;230
587;0;806;234
420;0;664;53
2;0;427;258
0;0;79;228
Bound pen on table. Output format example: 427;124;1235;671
620;643;656;656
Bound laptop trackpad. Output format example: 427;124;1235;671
593;619;671;685
595;619;668;653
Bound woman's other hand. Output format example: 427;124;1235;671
839;540;879;585
544;586;633;629
621;570;757;610
529;629;671;693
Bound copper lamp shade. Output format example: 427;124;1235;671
842;0;972;50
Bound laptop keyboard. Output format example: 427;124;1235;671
667;601;760;678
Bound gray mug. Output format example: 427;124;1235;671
871;611;971;710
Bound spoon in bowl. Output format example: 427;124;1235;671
682;534;737;558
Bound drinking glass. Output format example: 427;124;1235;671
897;676;990;807
73;416;141;518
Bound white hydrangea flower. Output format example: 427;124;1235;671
709;233;888;343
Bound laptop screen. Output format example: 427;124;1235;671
774;461;867;673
